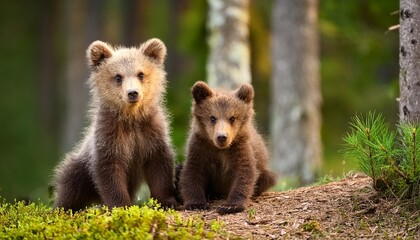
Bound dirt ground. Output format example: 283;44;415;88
180;174;420;239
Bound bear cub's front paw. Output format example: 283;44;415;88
159;197;179;209
184;203;208;211
216;204;245;214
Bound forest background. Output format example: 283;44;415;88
0;0;398;202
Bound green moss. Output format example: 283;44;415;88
0;199;229;239
302;220;324;237
302;220;321;232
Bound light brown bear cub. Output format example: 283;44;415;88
53;38;178;211
180;81;276;214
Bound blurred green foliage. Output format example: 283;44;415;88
319;0;399;174
0;1;59;202
0;0;399;202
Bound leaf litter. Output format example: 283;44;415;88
180;173;420;239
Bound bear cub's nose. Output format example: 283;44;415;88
217;135;227;143
127;90;139;102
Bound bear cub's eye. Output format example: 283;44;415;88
114;74;123;84
138;72;144;81
229;116;235;124
210;116;217;124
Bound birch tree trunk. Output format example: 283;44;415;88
400;0;420;123
270;0;322;184
207;0;251;89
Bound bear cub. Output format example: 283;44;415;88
180;81;276;214
53;38;178;211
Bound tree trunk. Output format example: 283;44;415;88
61;0;90;153
270;0;322;184
166;0;187;84
206;0;251;89
400;0;420;123
122;0;149;46
37;0;59;137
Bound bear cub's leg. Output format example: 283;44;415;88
144;145;178;208
179;153;209;210
253;169;277;197
92;159;133;208
54;157;100;211
216;154;257;214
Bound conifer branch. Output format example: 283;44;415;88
412;129;417;174
380;145;410;184
366;127;376;189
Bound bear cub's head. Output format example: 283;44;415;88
87;38;167;111
191;81;254;149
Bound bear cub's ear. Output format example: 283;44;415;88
140;38;167;65
87;41;113;69
192;81;213;104
236;84;254;104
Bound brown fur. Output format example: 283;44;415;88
53;39;177;211
180;81;276;214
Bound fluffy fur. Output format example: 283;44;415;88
53;39;178;211
180;81;276;214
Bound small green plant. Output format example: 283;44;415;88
247;208;256;220
313;173;347;186
302;220;321;233
343;112;420;199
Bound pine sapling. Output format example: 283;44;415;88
343;112;420;199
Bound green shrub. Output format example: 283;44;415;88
343;112;420;199
0;199;229;239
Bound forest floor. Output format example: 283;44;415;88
180;173;420;239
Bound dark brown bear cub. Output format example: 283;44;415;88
180;81;276;214
53;38;178;211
